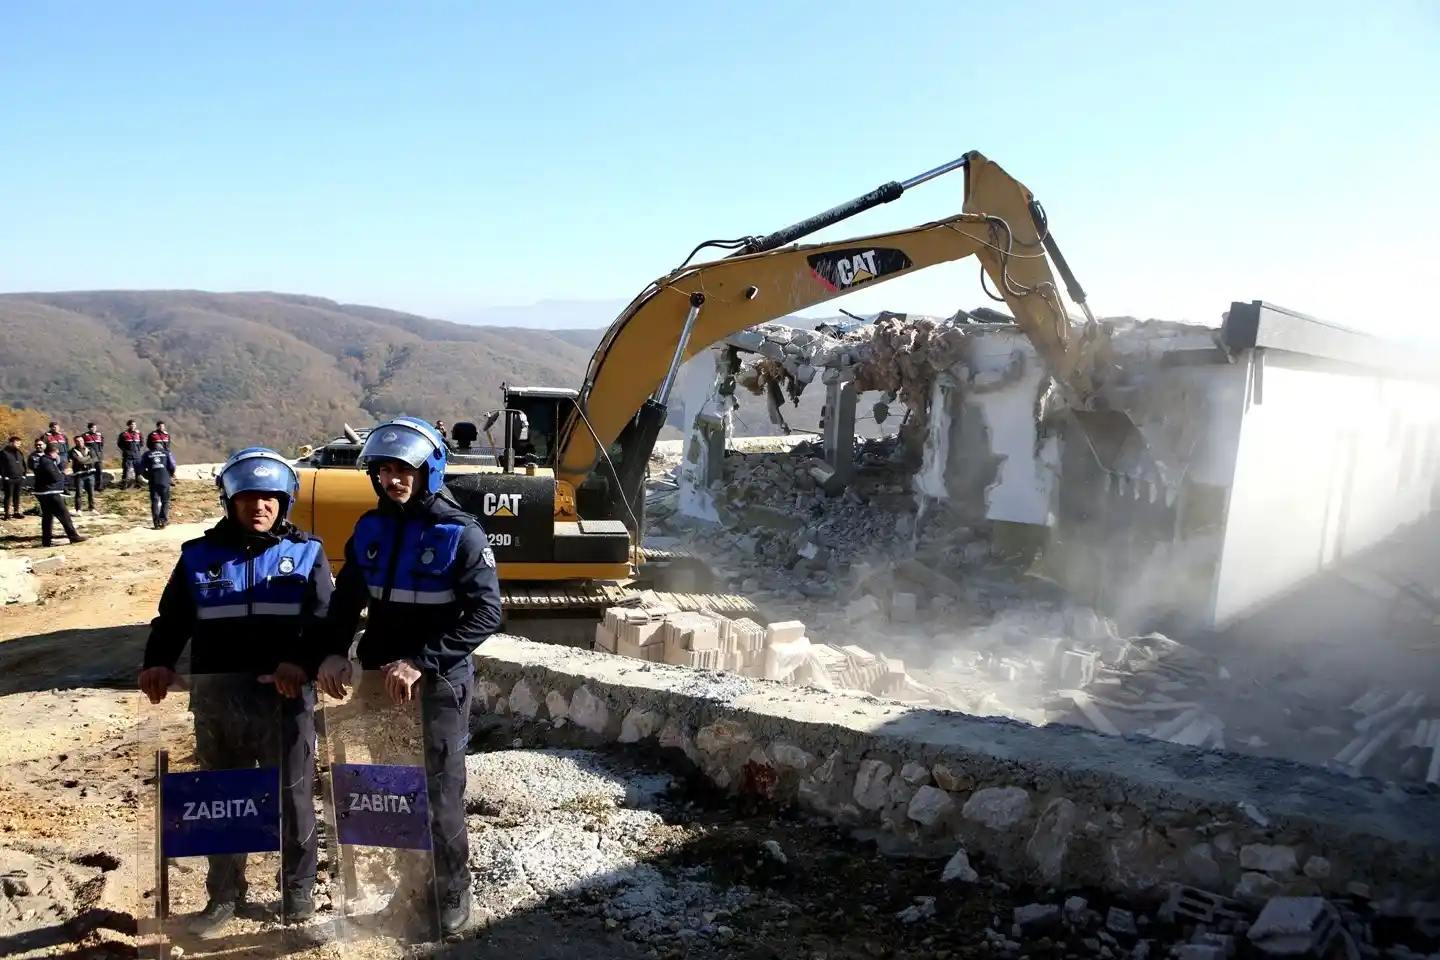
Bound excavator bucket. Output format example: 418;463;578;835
1068;409;1171;485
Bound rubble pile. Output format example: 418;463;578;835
732;309;1013;441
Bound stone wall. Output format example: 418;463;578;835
472;636;1440;904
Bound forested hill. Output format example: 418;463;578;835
0;291;604;460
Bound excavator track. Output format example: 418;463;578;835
500;582;760;619
499;547;762;649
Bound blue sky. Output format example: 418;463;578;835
3;2;1437;338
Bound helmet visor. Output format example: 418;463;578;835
358;423;438;470
218;456;298;501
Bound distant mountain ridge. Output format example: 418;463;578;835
0;289;890;462
0;290;604;460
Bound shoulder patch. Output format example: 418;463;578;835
480;546;495;568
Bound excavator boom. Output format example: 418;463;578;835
555;151;1124;493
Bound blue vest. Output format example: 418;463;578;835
352;512;464;606
181;536;323;621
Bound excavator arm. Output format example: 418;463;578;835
555;150;1126;494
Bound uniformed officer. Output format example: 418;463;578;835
118;420;144;489
81;422;105;491
139;448;333;937
315;416;502;937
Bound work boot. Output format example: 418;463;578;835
68;534;87;544
282;889;316;923
440;893;473;937
186;898;238;938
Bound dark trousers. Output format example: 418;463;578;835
92;459;105;491
420;662;474;904
150;485;171;527
1;479;20;517
122;456;140;489
37;494;79;545
73;473;94;511
191;683;319;904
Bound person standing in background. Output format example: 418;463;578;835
42;422;67;454
141;436;177;528
27;438;47;476
82;422;106;491
148;420;172;453
118;420;144;489
42;423;69;493
0;436;25;521
33;444;86;547
69;435;98;512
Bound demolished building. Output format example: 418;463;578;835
667;300;1440;632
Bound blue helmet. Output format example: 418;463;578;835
358;416;448;496
215;447;300;520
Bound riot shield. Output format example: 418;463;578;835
135;672;336;958
319;667;442;949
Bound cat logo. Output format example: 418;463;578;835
806;247;912;292
482;492;522;518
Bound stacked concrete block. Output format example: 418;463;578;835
876;655;907;697
591;607;923;702
728;617;766;672
598;606;672;662
808;644;850;683
839;645;886;691
659;611;723;669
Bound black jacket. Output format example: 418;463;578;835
31;456;66;495
142;449;176;487
143;517;334;677
325;488;502;675
0;447;23;480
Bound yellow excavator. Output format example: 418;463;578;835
291;150;1148;638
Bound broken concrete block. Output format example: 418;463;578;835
764;620;806;646
1058;649;1098;688
1239;843;1299;875
0;557;39;605
890;591;918;622
762;636;812;681
845;595;882;620
1247;897;1341;957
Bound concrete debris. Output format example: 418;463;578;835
1247;897;1343;957
940;847;979;883
0;556;40;605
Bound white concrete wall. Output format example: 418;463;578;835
917;333;1058;524
968;333;1061;526
1210;350;1440;625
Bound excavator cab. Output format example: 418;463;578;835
494;384;654;539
